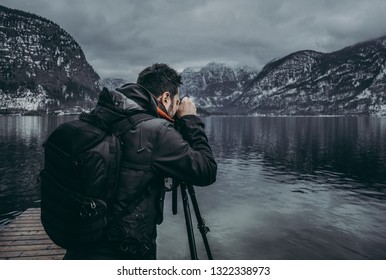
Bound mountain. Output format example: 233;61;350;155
0;5;100;114
101;63;259;114
234;36;386;115
1;3;385;116
180;62;258;111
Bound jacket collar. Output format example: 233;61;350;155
156;106;174;122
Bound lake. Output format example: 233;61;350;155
0;115;385;259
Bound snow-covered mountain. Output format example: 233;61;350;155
235;36;386;115
101;63;259;114
1;4;386;116
180;62;258;111
0;5;100;114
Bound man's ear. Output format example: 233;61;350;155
159;92;171;106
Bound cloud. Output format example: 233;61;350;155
2;0;386;81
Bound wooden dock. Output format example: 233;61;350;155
0;208;65;260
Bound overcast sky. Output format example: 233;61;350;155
2;0;386;81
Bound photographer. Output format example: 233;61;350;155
63;63;217;260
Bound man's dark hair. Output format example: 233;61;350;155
137;63;182;98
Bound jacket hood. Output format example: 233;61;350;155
117;83;159;114
93;83;159;123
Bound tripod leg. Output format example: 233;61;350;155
187;184;213;260
181;183;198;260
172;179;178;215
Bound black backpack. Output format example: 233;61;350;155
40;112;151;250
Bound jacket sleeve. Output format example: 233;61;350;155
152;115;217;186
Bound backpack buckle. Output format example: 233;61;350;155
80;200;98;218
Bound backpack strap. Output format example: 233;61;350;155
110;113;155;140
79;112;154;138
106;113;155;201
79;112;155;219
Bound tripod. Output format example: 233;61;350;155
172;180;213;260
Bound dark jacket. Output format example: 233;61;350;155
64;83;216;259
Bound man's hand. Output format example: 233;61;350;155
177;97;197;117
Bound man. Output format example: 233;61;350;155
63;63;217;259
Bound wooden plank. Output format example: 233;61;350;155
0;234;50;241
7;220;41;225
9;255;64;260
0;243;60;252
0;208;65;260
0;249;65;258
22;208;41;213
0;239;54;246
2;226;46;231
11;216;41;221
0;230;46;237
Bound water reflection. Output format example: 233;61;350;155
159;116;386;259
0;116;77;222
205;116;386;198
1;115;386;259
